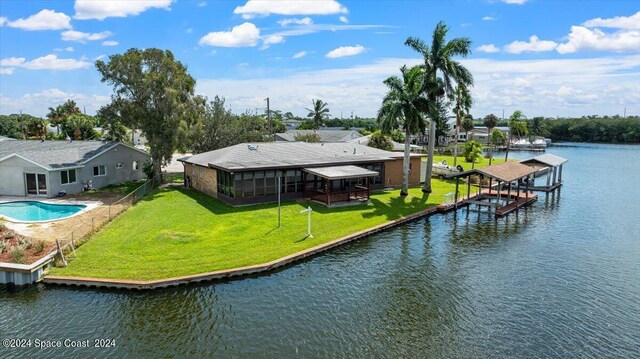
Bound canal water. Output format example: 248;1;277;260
2;143;639;358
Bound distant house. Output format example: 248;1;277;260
0;140;150;197
275;130;363;143
179;142;425;206
441;119;510;145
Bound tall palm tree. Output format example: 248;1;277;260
462;115;474;142
378;65;432;196
306;99;330;129
405;21;474;193
451;85;472;166
505;110;527;161
483;114;499;164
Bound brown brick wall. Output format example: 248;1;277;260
384;157;422;187
184;163;218;198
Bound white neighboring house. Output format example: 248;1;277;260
0;140;150;198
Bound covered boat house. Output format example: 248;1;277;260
179;142;425;206
520;153;568;192
451;162;538;217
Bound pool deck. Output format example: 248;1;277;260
0;197;102;240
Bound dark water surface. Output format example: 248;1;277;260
2;143;639;358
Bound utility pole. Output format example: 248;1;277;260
265;97;272;141
277;175;281;228
624;107;627;118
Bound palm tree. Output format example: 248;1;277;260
378;65;432;196
46;106;64;135
505;110;528;161
462;115;474;142
405;21;474;193
451;85;472;166
483;114;499;164
306;99;330;129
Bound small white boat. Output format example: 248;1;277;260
432;160;464;179
513;139;531;148
531;139;547;148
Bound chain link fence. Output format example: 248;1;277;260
55;177;161;264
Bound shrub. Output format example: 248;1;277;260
294;133;321;143
34;240;46;254
462;140;483;166
143;160;155;180
4;231;15;239
0;222;5;231
9;246;26;264
0;239;8;253
368;130;394;151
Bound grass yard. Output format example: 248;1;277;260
52;179;468;280
431;154;512;170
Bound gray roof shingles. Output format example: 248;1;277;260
180;142;416;171
0;140;122;169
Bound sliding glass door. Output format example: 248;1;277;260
25;173;47;196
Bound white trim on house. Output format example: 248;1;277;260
0;154;51;171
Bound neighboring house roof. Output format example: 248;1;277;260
0;136;17;141
521;153;568;167
0;140;149;170
179;142;423;171
275;130;363;143
348;134;421;152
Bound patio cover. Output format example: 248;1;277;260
303;165;378;180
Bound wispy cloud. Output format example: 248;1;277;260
234;0;347;19
62;30;113;43
292;51;307;59
326;45;365;58
477;44;500;53
482;16;497;21
504;35;558;54
583;11;640;29
0;54;91;72
278;17;313;26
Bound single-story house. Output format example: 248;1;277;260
275;130;363;143
0;140;150;197
179;142;425;206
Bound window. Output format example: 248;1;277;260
133;161;140;171
60;169;77;184
93;165;106;176
116;162;123;169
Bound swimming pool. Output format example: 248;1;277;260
0;201;86;222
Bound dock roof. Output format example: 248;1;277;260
452;161;537;183
521;153;568;167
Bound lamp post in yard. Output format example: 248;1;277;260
299;206;313;238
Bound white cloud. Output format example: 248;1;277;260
74;0;174;20
261;35;285;49
0;17;7;26
199;22;261;47
583;11;640;30
65;46;75;52
62;30;113;43
482;16;497;21
4;9;71;31
278;17;313;26
326;45;365;58
339;16;348;23
197;1;207;7
504;35;558;54
0;54;90;71
477;44;500;53
186;28;193;34
102;40;119;46
269;24;388;39
0;89;110;117
292;51;307;59
234;0;347;19
556;26;640;54
501;0;527;4
193;55;640;119
0;67;15;75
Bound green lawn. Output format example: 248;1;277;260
431;154;511;171
52;179;468;280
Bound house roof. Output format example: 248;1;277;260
303;165;378;179
274;130;363;143
520;153;568;167
179;142;419;171
0;140;149;170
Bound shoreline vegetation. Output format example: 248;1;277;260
50;156;503;281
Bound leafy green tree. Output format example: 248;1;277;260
451;85;472;166
306;99;330;129
505;110;528;161
64;113;96;140
462;115;475;141
368;130;394;151
47;100;81;135
0;115;24;139
491;128;506;146
462;140;482;168
96;103;129;142
405;21;474;193
297;120;318;130
294;132;321;143
483;114;499;164
378;65;432;196
390;129;405;143
96;48;198;180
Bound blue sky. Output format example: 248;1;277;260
1;0;639;118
